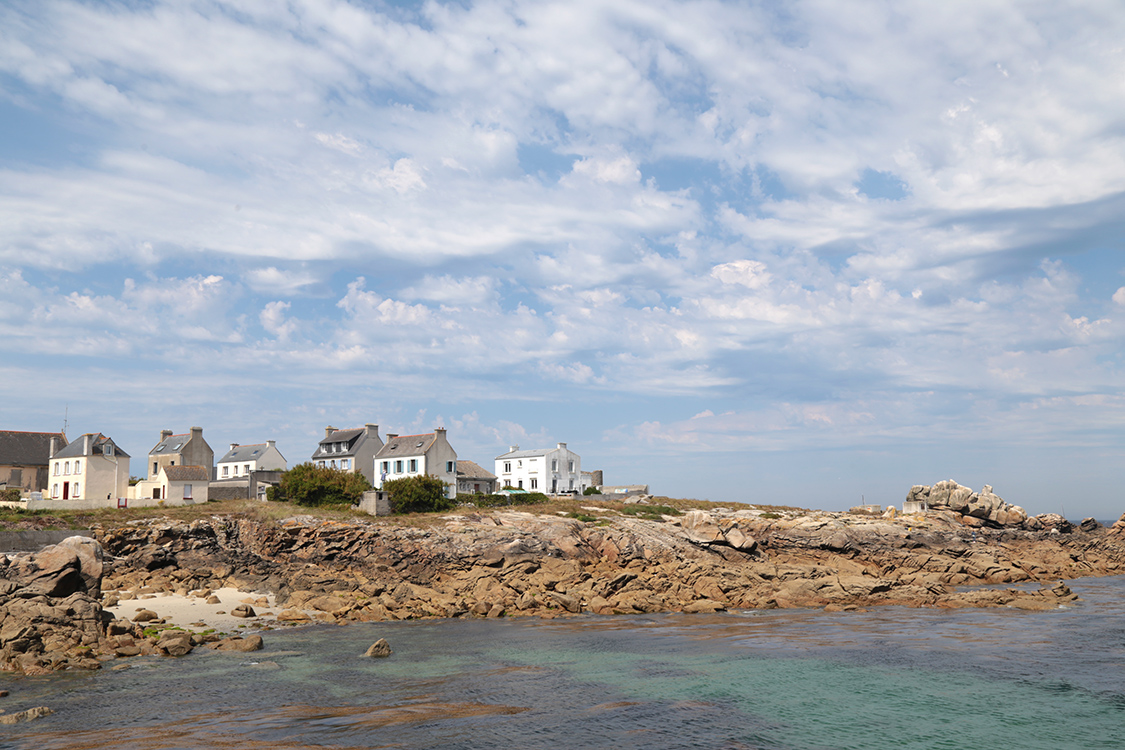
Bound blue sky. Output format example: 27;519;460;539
3;0;1125;518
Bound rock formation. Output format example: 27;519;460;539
4;502;1125;674
905;481;1028;527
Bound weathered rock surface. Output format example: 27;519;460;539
906;481;1029;527
365;638;392;657
5;502;1125;674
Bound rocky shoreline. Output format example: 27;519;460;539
3;500;1125;675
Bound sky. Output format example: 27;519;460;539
2;0;1125;519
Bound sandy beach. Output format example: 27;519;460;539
104;587;293;634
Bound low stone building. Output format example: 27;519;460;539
456;460;498;495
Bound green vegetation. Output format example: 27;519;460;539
759;512;781;519
0;488;21;503
618;504;682;522
460;492;549;508
278;463;371;507
565;511;597;523
384;474;455;514
583;486;601;496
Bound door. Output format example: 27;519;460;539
62;481;69;499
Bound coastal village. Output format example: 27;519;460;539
0;425;644;513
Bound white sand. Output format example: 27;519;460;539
104;587;301;634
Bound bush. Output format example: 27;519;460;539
583;487;601;496
278;463;371;507
459;492;549;508
0;487;21;503
385;474;455;514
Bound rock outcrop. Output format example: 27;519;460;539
905;481;1028;527
5;502;1125;674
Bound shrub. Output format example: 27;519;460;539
279;463;372;507
583;487;601;496
385;474;455;514
566;511;597;523
0;487;21;503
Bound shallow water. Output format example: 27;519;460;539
4;576;1125;749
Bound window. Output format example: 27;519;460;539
381;461;389;474
530;478;537;490
552;459;558;472
184;484;193;500
244;464;251;474
51;483;58;498
518;479;523;489
153;462;158;475
222;465;229;477
53;463;59;476
341;458;350;470
330;460;337;469
73;482;80;498
446;461;454;473
409;459;417;472
74;461;82;475
568;461;574;472
395;460;403;473
504;462;511;473
318;461;325;468
64;461;70;475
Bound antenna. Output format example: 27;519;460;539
62;404;69;437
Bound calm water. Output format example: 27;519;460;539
4;576;1125;750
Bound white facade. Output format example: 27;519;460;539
374;428;458;499
44;433;130;509
495;442;584;494
217;440;287;479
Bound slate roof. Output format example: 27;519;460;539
218;443;269;463
163;465;210;482
0;431;66;466
374;433;436;459
150;433;190;455
495;447;558;460
52;433;130;459
313;428;367;458
456;460;497;480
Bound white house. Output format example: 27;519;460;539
217;440;287;479
495;442;584;494
44;433;130;509
373;428;458;499
133;427;213;501
153;465;211;506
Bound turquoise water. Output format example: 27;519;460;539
4;576;1124;749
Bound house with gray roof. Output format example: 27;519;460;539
133;427;214;502
312;424;383;484
495;442;585;494
217;440;287;479
43;433;130;509
456;460;498;495
374;428;457;499
0;430;67;494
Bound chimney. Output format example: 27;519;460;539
325;426;336;439
435;427;446;437
365;423;380;440
510;444;519;453
230;443;239;452
49;436;59;458
84;434;92;454
386;433;398;440
190;426;203;441
266;440;275;448
161;429;173;441
557;442;566;450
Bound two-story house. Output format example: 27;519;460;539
495;442;584;494
311;424;382;484
373;428;457;499
45;433;130;508
133;427;214;502
217;440;287;479
0;430;67;495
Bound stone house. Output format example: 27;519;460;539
495;442;585;494
133;427;214;501
374;428;458;499
456;460;498;495
42;433;130;509
152;465;211;506
311;424;383;484
0;430;68;494
213;440;288;500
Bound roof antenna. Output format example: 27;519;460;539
62;404;69;437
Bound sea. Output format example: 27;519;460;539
3;575;1124;750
